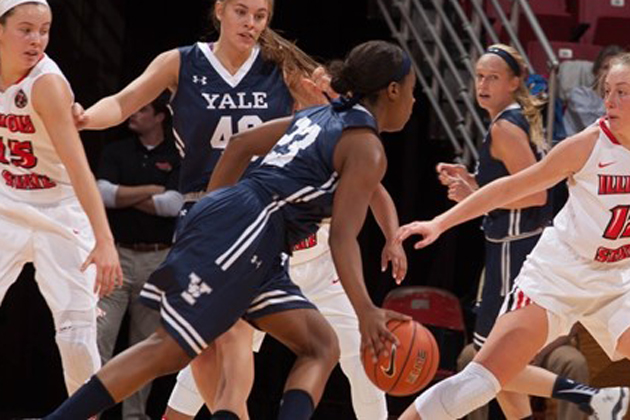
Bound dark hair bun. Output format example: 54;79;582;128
328;60;354;95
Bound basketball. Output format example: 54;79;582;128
362;319;439;396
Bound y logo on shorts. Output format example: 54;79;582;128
181;272;212;305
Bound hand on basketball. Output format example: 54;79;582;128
81;240;123;297
396;220;442;249
71;102;89;130
359;306;411;363
381;239;407;284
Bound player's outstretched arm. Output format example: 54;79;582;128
80;49;180;130
33;74;123;297
330;128;410;362
207;116;293;192
397;127;599;249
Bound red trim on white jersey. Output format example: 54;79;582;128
12;54;46;87
599;118;621;145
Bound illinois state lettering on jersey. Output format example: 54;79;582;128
554;118;630;263
171;42;293;194
0;55;76;204
244;104;378;247
476;104;552;240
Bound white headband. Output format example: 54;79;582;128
0;0;49;18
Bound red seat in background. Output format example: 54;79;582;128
483;0;576;45
569;0;630;45
528;41;601;77
382;286;466;381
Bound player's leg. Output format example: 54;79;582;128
0;220;30;307
540;345;589;420
164;365;203;420
33;214;102;395
399;302;550;420
291;250;388;420
125;248;166;419
317;299;387;419
45;325;192;419
472;240;534;418
255;307;340;420
335;321;388;420
456;343;488;420
495;391;533;419
190;319;254;419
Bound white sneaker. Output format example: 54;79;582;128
588;387;630;420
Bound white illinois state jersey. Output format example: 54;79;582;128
0;55;75;204
554;118;630;264
291;220;331;266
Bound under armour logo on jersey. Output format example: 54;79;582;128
251;255;263;269
181;272;212;305
192;75;207;85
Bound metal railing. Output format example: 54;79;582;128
376;0;559;164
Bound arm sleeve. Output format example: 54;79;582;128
152;190;184;217
97;179;119;208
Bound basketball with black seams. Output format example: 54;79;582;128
361;319;439;396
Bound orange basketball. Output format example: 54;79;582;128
362;319;439;396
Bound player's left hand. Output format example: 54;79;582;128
81;240;123;297
292;66;339;110
311;66;339;100
359;306;411;363
396;220;443;250
381;239;407;284
71;102;89;130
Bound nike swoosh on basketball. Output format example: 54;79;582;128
381;343;398;377
599;161;616;168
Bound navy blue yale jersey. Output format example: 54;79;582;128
171;43;293;194
140;104;377;356
476;104;552;241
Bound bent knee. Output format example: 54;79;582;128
304;323;340;365
143;330;192;375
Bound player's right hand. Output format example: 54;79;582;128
436;162;469;186
71;102;89;130
81;240;123;297
396;220;442;250
446;175;475;203
359;306;411;363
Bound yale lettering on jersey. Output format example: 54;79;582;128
201;92;268;110
181;272;213;305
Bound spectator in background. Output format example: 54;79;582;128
563;44;625;136
96;93;182;420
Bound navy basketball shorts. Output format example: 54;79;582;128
139;183;315;357
473;233;541;350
